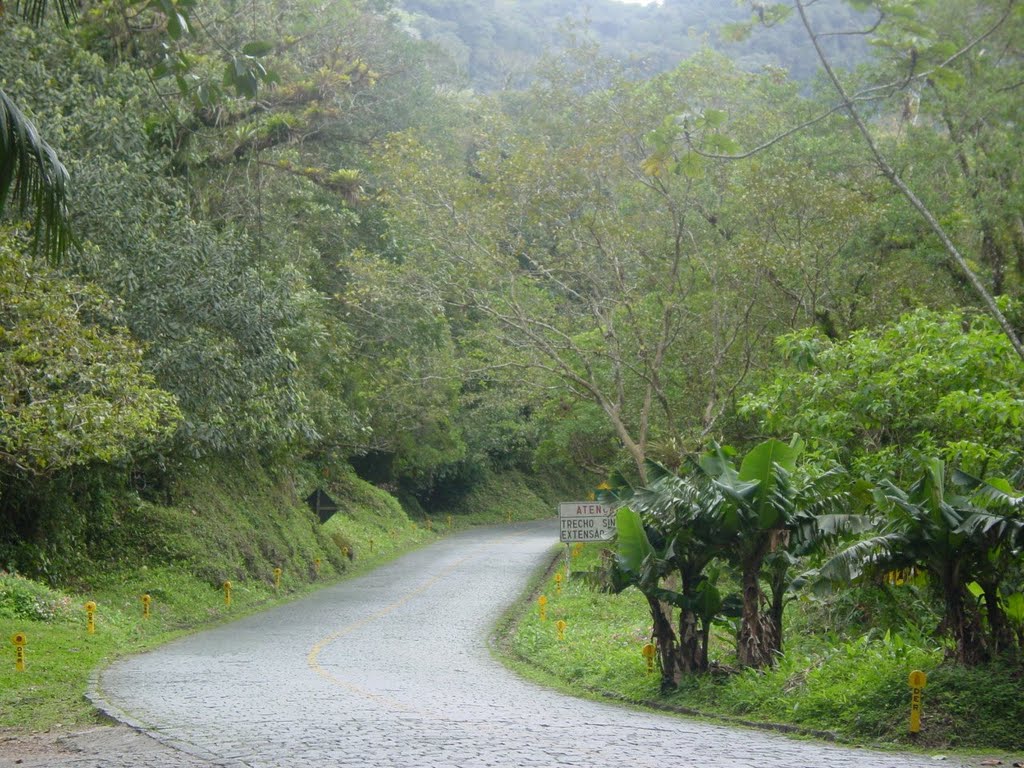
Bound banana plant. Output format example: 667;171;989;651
954;469;1024;656
610;461;726;685
700;436;853;667
819;458;1024;664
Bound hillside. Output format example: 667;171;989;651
396;0;872;89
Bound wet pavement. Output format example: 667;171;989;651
6;521;972;767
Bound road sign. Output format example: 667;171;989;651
558;502;615;543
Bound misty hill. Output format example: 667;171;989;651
395;0;872;90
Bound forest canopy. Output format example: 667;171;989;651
0;1;1021;673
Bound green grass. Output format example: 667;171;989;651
498;544;1024;754
0;460;560;733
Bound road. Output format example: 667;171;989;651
11;520;972;767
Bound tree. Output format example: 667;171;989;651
727;0;1024;361
0;229;180;478
610;437;857;677
819;457;1023;664
740;307;1024;480
610;465;728;685
699;437;851;667
385;50;866;480
1;0;462;465
954;470;1024;657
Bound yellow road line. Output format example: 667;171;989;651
306;530;524;713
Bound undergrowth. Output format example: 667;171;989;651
505;544;1024;753
0;459;559;732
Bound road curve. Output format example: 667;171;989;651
93;520;964;768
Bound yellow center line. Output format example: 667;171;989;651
306;530;526;713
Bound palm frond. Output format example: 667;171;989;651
958;511;1024;548
817;532;907;583
953;469;1024;513
0;89;72;261
12;0;79;26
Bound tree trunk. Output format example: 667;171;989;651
737;545;776;668
677;607;707;674
943;577;988;665
646;594;679;690
980;580;1015;658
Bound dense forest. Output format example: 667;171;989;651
1;0;1023;699
396;0;872;88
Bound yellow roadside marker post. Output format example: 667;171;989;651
274;567;282;593
223;580;232;608
556;620;567;641
538;595;548;622
314;558;321;577
554;572;563;595
572;543;583;559
142;594;152;620
909;670;927;734
85;601;97;635
642;643;657;674
11;632;27;672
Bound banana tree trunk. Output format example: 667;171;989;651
677;606;707;675
646;594;679;690
980;580;1013;658
942;571;988;665
769;567;787;658
737;541;777;668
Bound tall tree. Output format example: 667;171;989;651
0;230;180;480
385;50;871;480
728;0;1024;360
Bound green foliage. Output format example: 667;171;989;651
818;458;1024;664
532;400;619;478
925;663;1024;749
614;507;654;576
0;232;181;476
741;307;1024;480
400;0;871;91
0;571;74;621
386;49;861;478
506;544;1023;750
413;465;574;524
0;89;70;261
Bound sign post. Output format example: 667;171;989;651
558;502;615;544
85;601;97;635
642;642;656;674
909;670;927;734
11;632;26;672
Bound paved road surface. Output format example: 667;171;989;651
13;521;973;767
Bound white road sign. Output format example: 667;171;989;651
558;501;615;543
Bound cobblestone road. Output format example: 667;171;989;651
63;522;972;766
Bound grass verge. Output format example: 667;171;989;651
0;463;559;733
493;544;1024;759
